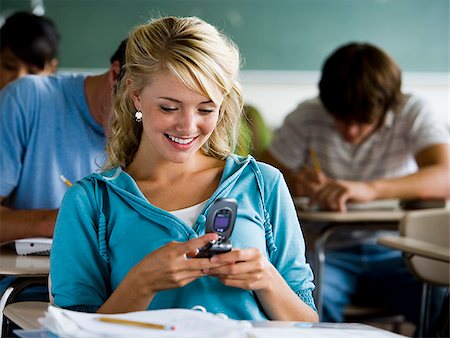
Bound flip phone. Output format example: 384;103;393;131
196;198;237;258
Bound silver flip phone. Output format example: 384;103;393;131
196;198;237;258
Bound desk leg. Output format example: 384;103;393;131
314;227;336;320
417;283;431;338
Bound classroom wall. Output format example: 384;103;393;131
2;0;449;127
241;71;449;128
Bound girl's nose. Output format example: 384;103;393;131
175;111;196;134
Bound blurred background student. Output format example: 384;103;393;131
0;11;60;90
0;38;127;244
262;42;449;334
0;38;127;306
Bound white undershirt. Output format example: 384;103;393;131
169;200;208;227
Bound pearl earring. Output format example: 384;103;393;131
134;111;142;123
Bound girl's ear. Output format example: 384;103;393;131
128;80;141;111
130;93;139;110
130;94;141;111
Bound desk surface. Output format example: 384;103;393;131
296;198;406;223
0;247;49;276
8;301;406;337
13;322;407;338
299;209;405;223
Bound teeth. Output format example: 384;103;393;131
168;135;194;144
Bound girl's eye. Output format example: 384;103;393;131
160;106;177;112
199;108;215;114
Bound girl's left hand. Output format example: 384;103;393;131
202;248;277;291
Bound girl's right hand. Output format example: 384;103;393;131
130;233;222;295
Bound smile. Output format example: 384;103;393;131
166;134;196;145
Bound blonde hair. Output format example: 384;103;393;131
105;16;244;169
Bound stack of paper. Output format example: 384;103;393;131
39;306;251;338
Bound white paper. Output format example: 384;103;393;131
39;306;251;338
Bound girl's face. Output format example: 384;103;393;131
131;71;222;163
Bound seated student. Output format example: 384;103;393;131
0;38;127;244
236;104;272;159
50;16;318;322
0;11;60;90
261;43;449;328
0;39;127;304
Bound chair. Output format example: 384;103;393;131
343;305;406;333
3;301;49;335
0;278;48;338
378;208;450;337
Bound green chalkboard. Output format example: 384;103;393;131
2;0;449;72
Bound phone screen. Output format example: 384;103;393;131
213;209;231;233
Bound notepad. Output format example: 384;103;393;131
14;238;52;256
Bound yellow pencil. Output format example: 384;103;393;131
59;175;73;187
97;317;176;330
309;148;321;173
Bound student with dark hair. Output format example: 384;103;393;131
262;42;449;328
0;39;127;244
0;11;60;89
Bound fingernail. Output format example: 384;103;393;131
210;256;218;263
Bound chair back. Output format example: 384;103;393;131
399;209;450;286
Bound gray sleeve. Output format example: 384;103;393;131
404;95;450;154
268;105;310;172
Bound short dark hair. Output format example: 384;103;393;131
318;42;402;124
0;11;60;69
110;39;127;66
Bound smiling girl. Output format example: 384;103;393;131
50;16;318;322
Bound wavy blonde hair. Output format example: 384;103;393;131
105;16;244;169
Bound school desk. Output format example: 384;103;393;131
0;247;49;337
7;301;407;338
296;199;406;318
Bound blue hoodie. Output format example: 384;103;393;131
50;155;316;320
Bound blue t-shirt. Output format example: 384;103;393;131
0;74;106;209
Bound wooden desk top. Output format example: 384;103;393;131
296;198;405;223
298;209;405;223
9;302;407;337
379;235;450;263
0;247;49;276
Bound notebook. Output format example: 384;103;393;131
14;237;52;256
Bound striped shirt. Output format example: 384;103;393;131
269;94;449;181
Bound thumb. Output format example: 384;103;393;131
178;233;219;256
